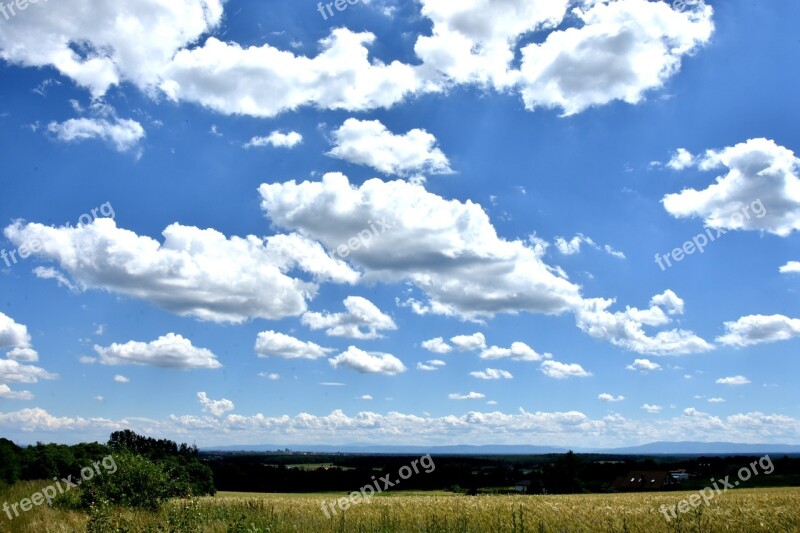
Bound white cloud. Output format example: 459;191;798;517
0;360;57;384
480;342;550;362
421;337;452;354
259;173;582;320
329;346;407;376
34;266;81;293
717;376;751;386
450;332;486;351
0;0;225;97
663;138;800;236
259;373;281;381
94;333;222;369
717;315;800;347
9;406;800;447
598;393;625;403
6;348;39;363
554;234;625;259
255;331;334;360
470;368;513;380
245;131;303;149
449;392;486;400
197;392;234;416
0;312;33;354
642;403;662;414
780;261;800;274
359;395;373;401
626;358;662;372
114;375;130;384
4;219;358;324
0;384;34;400
415;0;569;88
417;359;446;371
540;361;591;379
517;0;713;115
708;397;726;403
328;118;452;177
47;116;145;153
161;29;423;118
667;148;696;170
575;290;712;355
302;296;397;339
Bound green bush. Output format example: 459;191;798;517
80;452;172;511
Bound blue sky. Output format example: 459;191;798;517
1;0;799;447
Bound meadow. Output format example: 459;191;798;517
2;481;800;532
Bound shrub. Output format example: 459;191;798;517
80;452;172;511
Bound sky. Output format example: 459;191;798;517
0;0;799;448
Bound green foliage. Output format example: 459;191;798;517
81;451;172;511
0;438;21;484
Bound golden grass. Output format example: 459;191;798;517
2;483;799;532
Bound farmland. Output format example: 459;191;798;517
2;483;799;532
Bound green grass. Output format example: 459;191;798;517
2;483;799;532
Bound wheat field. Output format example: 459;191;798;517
2;482;800;532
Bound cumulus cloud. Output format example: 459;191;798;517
4;219;358;324
662;138;800;236
259;173;582;320
470;368;513;380
329;346;407;375
575;290;712;355
518;0;713;115
780;261;800;274
554;234;625;259
255;331;334;360
245;131;303;149
0;0;225;97
0;312;37;361
197;392;234;416
302;296;397;339
641;403;662;413
0;384;34;400
541;361;591;379
94;333;222;369
113;375;130;383
417;359;446;371
626;358;662;372
667;148;696;170
598;393;625;403
161;29;423;118
716;315;800;347
450;332;486;351
421;337;452;354
328;118;452;177
717;376;751;386
6;406;800;447
448;392;486;400
480;342;551;362
0;360;58;384
47;116;145;153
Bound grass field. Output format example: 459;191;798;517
1;482;799;532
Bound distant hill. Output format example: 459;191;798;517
585;441;800;455
203;444;569;454
203;441;800;455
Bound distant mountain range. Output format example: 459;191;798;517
203;441;800;455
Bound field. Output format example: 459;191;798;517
1;482;800;532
